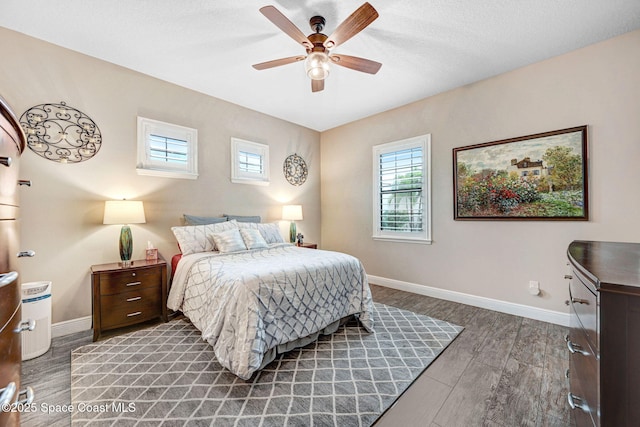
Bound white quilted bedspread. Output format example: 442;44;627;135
167;244;373;379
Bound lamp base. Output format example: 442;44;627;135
119;225;133;265
289;222;296;243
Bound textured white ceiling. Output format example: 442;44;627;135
1;1;640;131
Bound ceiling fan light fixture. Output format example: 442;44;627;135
305;52;330;80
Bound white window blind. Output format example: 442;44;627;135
231;138;270;185
373;134;431;244
379;146;424;232
137;117;198;179
149;134;188;165
238;150;264;174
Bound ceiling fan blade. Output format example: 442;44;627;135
330;54;381;74
311;79;325;92
323;2;379;49
253;55;305;70
260;6;313;49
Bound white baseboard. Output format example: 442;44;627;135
368;275;569;326
52;315;92;338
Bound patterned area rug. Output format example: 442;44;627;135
71;303;462;426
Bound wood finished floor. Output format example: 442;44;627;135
20;284;572;426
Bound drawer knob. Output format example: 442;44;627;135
567;392;589;412
132;272;136;277
564;274;573;280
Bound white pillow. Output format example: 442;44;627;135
171;220;238;255
210;228;247;253
237;222;285;244
239;228;268;250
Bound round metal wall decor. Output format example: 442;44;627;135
283;153;308;186
19;101;102;163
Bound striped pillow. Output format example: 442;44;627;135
210;228;247;253
239;228;268;250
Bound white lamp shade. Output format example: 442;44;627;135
103;200;146;225
282;205;303;221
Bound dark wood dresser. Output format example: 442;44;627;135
91;258;168;341
0;96;29;426
566;240;640;427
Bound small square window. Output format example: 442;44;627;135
231;138;269;186
136;117;198;179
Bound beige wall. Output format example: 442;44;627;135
0;28;321;324
321;29;640;314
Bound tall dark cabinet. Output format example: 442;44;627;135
0;96;29;426
566;240;640;427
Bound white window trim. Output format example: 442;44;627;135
372;134;432;244
136;116;198;180
231;137;270;186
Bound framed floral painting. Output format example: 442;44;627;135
453;126;588;220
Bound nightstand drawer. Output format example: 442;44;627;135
91;258;168;341
97;267;160;295
101;288;161;329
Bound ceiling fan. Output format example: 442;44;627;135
252;2;382;93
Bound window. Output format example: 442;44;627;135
137;117;198;179
373;134;431;244
231;138;269;185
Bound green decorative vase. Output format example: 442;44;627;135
289;222;296;243
119;225;133;264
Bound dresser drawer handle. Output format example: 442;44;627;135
571;297;589;305
564;274;573;280
126;281;142;287
0;156;12;167
0;271;18;288
0;382;16;406
17;250;36;258
127;311;142;317
126;296;142;302
566;339;589;356
567;392;589;412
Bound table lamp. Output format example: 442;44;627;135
282;205;303;243
103;200;146;266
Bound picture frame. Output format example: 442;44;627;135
453;125;588;220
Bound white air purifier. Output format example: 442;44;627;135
21;281;52;361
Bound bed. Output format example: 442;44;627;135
167;220;373;380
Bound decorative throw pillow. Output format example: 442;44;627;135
223;214;261;223
237;222;285;244
210;228;247;253
239;228;268;250
171;220;238;255
183;214;228;225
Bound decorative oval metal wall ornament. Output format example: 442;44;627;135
283;153;308;186
19;101;102;163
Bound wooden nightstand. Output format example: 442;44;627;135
91;258;168;341
297;243;318;249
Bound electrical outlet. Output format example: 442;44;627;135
529;280;540;296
